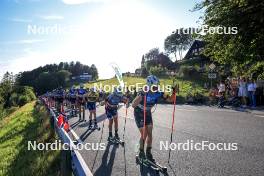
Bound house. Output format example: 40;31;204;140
183;40;210;72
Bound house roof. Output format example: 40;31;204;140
184;40;206;60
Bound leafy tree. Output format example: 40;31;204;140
193;0;264;77
140;67;149;77
145;48;160;62
35;72;58;94
144;48;174;71
164;28;193;60
56;70;71;88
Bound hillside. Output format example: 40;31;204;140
0;101;60;176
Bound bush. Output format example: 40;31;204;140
17;95;30;106
7;86;36;107
179;66;199;77
8;93;18;107
149;65;168;77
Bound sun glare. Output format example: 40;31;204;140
56;1;174;78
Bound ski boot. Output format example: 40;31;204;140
146;147;155;163
108;133;113;142
93;119;97;127
88;120;93;129
136;149;147;165
138;149;146;160
114;132;120;140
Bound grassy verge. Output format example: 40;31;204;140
85;76;208;103
0;101;60;176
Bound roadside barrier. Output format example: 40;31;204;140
40;97;93;176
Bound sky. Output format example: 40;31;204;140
0;0;203;79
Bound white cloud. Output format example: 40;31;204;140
61;0;109;5
0;39;46;45
39;15;64;20
9;18;32;23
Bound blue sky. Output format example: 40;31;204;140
0;0;203;79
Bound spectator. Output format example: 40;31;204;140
217;81;226;108
238;77;248;108
218;80;226;95
247;79;257;108
209;86;218;105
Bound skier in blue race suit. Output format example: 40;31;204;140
77;83;87;121
105;87;128;141
132;75;166;162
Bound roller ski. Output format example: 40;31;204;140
136;149;167;174
107;133;124;146
136;150;150;168
92;120;100;131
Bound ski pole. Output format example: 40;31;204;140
123;102;128;176
122;102;128;142
168;92;177;163
142;95;147;150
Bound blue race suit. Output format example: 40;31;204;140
105;94;124;119
77;88;87;105
69;88;76;103
134;91;163;128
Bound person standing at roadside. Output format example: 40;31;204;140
217;80;226;108
238;77;248;108
247;79;257;108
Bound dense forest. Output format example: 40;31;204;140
0;61;98;119
16;61;98;94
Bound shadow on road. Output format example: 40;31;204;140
138;162;161;176
94;142;118;176
70;120;81;129
79;127;98;141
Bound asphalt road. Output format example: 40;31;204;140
67;105;264;176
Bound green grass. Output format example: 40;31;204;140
0;101;60;176
84;76;208;103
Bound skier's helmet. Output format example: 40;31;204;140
113;87;123;97
146;75;159;91
146;75;159;86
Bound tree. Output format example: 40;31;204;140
56;70;71;87
145;48;160;62
164;28;193;60
140;67;149;77
90;64;98;80
193;0;264;78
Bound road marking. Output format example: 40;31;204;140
177;109;198;112
254;114;264;118
70;127;83;143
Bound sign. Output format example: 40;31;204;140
209;63;216;70
208;73;217;79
